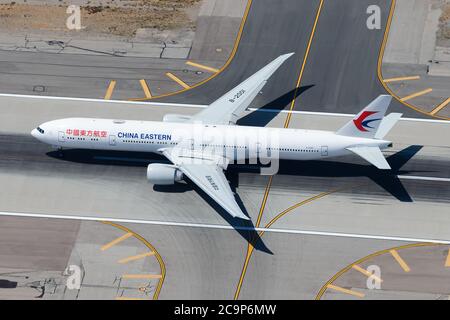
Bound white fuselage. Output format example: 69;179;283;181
31;118;391;163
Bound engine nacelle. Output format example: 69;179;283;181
146;163;183;185
162;114;192;123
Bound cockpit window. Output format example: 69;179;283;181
37;127;44;134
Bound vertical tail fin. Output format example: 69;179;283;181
337;95;392;139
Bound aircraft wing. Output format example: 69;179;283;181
189;53;294;125
161;148;249;220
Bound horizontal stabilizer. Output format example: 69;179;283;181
374;113;402;139
347;146;391;170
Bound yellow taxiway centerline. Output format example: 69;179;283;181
376;0;448;120
101;232;133;251
316;243;435;300
166;72;190;89
122;274;162;280
118;251;155;264
186;61;219;73
383;76;420;83
145;0;252;101
390;249;411;272
233;0;325;301
283;0;324;128
400;88;433;102
430;97;450;116
326;284;365;298
139;79;152;98
102;221;166;300
104;80;116;100
352;264;383;283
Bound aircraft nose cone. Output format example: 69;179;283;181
31;128;38;138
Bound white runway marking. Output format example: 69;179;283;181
247;108;449;124
0;93;447;124
0;210;449;245
398;175;450;183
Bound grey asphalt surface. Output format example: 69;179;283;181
156;0;321;108
0;0;243;100
1;134;448;204
0;0;449;300
0;52;214;99
157;0;423;119
0;98;449;299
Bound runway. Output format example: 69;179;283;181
0;100;448;241
0;0;448;300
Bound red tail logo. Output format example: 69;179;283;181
353;111;381;132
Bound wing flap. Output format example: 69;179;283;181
161;148;249;220
178;164;249;220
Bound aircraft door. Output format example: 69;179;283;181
58;131;66;143
109;135;116;146
321;146;328;157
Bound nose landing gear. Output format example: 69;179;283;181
52;146;65;158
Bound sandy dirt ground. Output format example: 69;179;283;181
0;0;201;38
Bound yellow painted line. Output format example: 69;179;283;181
377;0;448;120
316;243;437;300
430;97;450;116
445;249;450;267
118;251;155;264
233;188;336;301
400;88;433;102
234;0;324;300
389;249;411;272
102;221;166;300
100;232;133;251
255;176;273;228
104;80;116;100
115;297;147;301
234;176;273;300
166;72;190;89
263;189;340;232
186;61;219;73
139;79;152;98
138;0;252;101
283;0;324;128
383;75;420;83
122;274;162;280
326;284;365;298
352;264;383;283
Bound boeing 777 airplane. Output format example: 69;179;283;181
31;53;402;220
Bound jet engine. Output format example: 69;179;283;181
146;163;184;185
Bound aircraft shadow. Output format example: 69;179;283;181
47;145;423;253
47;149;168;166
227;145;425;202
47;149;273;253
238;85;315;127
